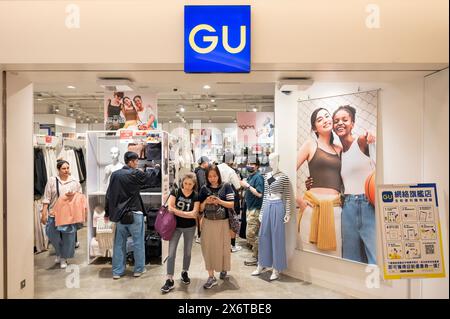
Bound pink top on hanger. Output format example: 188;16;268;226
53;192;87;227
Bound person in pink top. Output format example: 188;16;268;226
41;160;82;269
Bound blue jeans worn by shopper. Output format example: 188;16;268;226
342;194;376;264
46;216;76;259
112;212;145;276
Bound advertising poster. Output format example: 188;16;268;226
377;183;446;279
104;91;158;131
237;112;275;147
296;90;378;263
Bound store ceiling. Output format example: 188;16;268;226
22;69;434;124
31;72;276;124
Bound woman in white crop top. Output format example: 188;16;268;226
333;105;376;265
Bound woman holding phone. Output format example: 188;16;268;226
198;165;235;289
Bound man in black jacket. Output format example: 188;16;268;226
105;151;161;279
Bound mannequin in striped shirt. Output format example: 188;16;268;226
251;153;292;281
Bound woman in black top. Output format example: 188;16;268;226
198;165;235;289
161;173;200;294
106;92;124;130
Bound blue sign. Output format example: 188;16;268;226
382;191;394;203
184;5;251;73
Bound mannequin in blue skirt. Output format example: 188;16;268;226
251;153;292;281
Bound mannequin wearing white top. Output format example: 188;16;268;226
253;152;292;280
103;147;124;190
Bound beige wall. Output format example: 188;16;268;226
422;69;449;299
274;72;449;298
0;0;448;66
0;69;4;299
6;73;34;298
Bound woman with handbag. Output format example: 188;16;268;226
199;165;236;289
161;173;200;294
40;160;82;269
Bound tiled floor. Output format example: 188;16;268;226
34;228;352;299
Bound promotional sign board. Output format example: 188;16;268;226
296;90;378;264
377;183;446;279
184;5;251;73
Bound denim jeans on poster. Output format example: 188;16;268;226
342;194;376;264
112;212;145;276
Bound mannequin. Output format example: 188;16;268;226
103;147;124;190
252;153;292;281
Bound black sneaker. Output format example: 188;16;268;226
160;279;175;294
181;271;191;285
203;277;217;289
219;271;227;280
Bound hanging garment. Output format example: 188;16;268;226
74;149;85;183
146;142;162;161
34;148;48;198
33;199;47;253
75;148;87;181
53;192;87;227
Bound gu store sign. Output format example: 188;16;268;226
184;5;251;73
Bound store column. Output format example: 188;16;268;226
5;73;34;298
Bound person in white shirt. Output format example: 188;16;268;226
218;152;243;253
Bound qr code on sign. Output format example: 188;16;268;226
425;244;435;254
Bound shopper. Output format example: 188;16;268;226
296;108;344;257
218;152;243;253
161;173;200;293
240;155;264;266
105;151;161;279
194;156;210;243
41;160;82;269
199;165;235;289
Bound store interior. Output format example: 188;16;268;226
2;68;448;299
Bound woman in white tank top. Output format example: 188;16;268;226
333;105;377;265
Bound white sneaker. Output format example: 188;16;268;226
60;259;67;269
231;245;242;253
195;237;201;244
54;256;61;264
251;265;265;276
75;242;80;248
270;269;280;281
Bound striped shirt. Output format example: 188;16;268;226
261;172;292;217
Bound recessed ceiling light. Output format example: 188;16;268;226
213;107;217;111
208;119;212;123
210;99;215;103
94;119;99;124
169;120;172;124
37;98;43;101
233;119;237;123
67;85;76;89
203;85;211;90
252;107;258;112
180;107;185;112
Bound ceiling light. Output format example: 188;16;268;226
213;107;218;111
169;120;172;124
67;85;76;89
37;98;43;101
203;85;211;90
208;119;212;123
252;107;258;112
233;118;237;123
55;106;60;113
210;99;215;103
94;119;99;124
180;107;185;112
